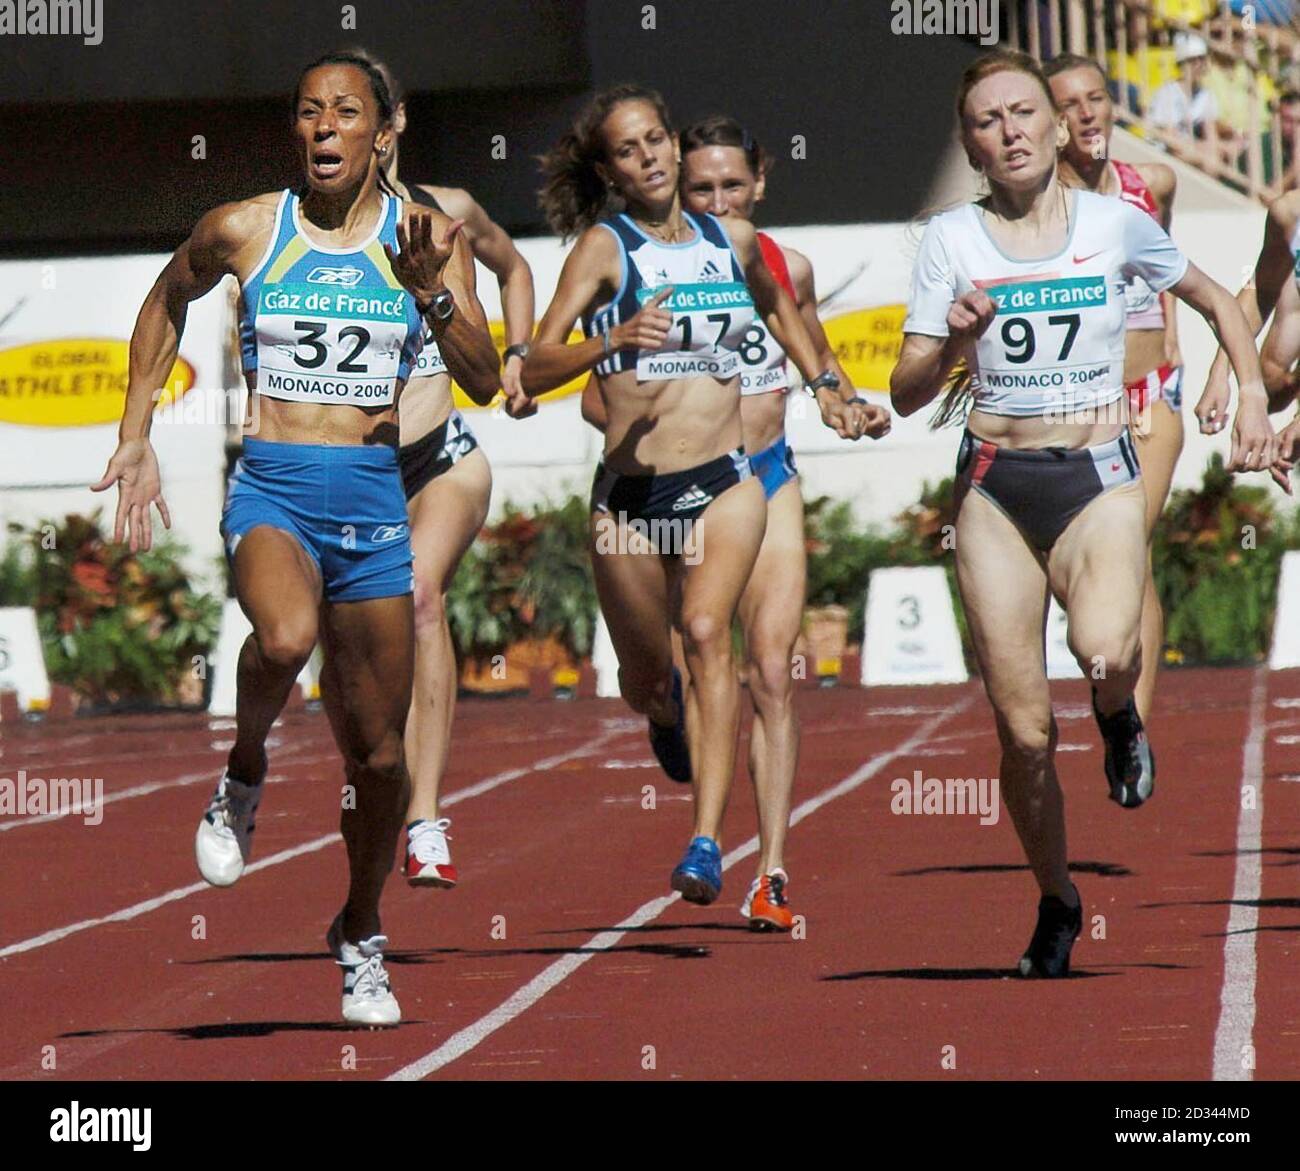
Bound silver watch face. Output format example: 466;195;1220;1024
431;291;455;320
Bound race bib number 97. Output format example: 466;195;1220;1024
975;275;1112;399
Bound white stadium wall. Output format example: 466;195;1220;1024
0;199;1288;590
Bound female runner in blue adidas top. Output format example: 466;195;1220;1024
892;51;1275;978
523;85;870;905
93;53;500;1025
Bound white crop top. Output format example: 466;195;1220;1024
903;190;1187;418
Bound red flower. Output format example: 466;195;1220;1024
71;560;114;597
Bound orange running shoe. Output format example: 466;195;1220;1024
741;869;794;932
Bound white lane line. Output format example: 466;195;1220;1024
0;761;337;834
0;835;339;960
0;728;626;961
386;695;974;1081
1211;668;1267;1082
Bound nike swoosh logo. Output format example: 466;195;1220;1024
1073;251;1104;265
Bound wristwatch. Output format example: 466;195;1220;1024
420;289;455;322
803;370;841;397
504;343;531;362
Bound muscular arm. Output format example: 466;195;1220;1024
521;227;620;396
1261;273;1300;411
1205;191;1300;390
1174;261;1276;470
1175;262;1266;400
120;202;248;441
428;186;535;350
96;197;266;550
787;248;852;396
890;333;970;417
419;211;501;405
1142;164;1182;363
724;219;821;383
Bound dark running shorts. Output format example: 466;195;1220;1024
955;429;1141;553
590;447;751;525
399;410;480;501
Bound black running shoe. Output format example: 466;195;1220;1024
1092;691;1155;809
1017;887;1083;979
648;668;691;784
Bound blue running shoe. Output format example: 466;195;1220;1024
648;668;692;784
671;835;722;904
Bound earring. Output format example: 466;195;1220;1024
379;146;389;156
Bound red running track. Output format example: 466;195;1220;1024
0;667;1296;1080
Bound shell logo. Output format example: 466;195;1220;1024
450;324;585;409
820;304;907;394
0;339;195;427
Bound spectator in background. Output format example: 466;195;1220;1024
1205;31;1276;160
1148;33;1216;140
1277;89;1300;189
1152;0;1216;25
1226;0;1295;24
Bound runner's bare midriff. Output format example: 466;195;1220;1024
396;371;453;447
739;390;787;456
597;368;744;474
967;407;1126;451
1123;328;1168;387
243;392;402;447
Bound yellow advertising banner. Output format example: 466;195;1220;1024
0;338;195;427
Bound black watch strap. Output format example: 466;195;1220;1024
504;343;531;362
804;370;841;397
421;289;455;321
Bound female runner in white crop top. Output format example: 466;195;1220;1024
891;51;1274;980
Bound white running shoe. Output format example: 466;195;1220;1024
404;817;458;888
327;913;401;1027
194;771;262;887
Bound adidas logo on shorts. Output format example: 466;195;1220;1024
672;486;712;512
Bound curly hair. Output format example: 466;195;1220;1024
537;84;675;240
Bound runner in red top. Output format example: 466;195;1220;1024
1047;53;1182;727
676;116;889;930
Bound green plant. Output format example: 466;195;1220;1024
1153;453;1295;664
445;496;598;665
9;512;221;707
0;526;35;605
445;530;529;665
805;477;962;644
517;495;598;658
